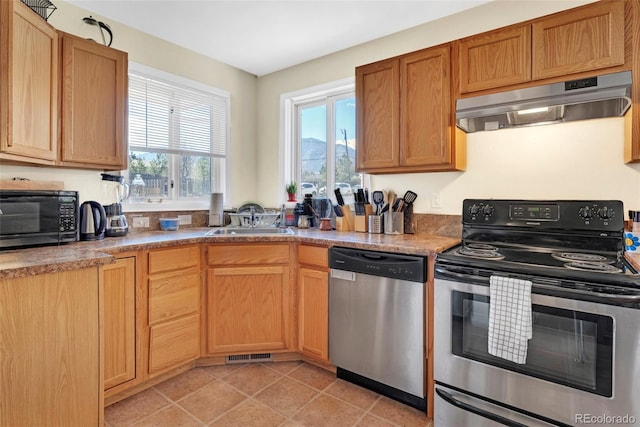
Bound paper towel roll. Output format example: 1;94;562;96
209;193;224;226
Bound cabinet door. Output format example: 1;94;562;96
207;266;290;354
0;1;58;163
458;26;531;93
103;257;136;390
148;271;200;326
400;45;453;168
532;1;625;80
0;268;100;426
298;267;329;361
355;58;400;170
60;32;127;169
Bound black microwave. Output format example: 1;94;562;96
0;190;78;250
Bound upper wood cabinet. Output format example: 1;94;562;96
459;1;626;94
532;1;625;80
458;26;531;93
356;43;465;173
60;31;128;169
0;1;58;164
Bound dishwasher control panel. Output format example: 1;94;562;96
329;247;426;283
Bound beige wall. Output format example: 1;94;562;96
256;0;640;215
0;0;257;207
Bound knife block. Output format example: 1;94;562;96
336;205;354;231
354;205;374;232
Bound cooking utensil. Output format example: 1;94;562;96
402;190;418;205
334;205;343;217
372;191;384;215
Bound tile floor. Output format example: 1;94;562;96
105;361;433;427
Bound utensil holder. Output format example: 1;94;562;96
336;205;354;231
354;205;374;232
368;215;383;234
403;204;415;234
384;212;404;234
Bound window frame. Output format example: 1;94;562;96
125;62;231;212
280;77;361;205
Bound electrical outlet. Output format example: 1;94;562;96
132;216;149;228
178;215;192;225
431;192;442;209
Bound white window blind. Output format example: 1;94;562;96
129;72;228;158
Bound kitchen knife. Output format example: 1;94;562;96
334;188;345;206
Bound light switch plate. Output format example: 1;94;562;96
178;215;192;225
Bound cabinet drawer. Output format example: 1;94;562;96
149;313;200;374
148;245;199;275
208;244;289;265
298;245;328;268
149;272;200;325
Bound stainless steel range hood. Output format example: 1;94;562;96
456;71;632;133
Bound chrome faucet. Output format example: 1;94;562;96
249;206;256;228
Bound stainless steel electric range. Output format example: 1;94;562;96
434;199;640;427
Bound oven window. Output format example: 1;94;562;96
451;291;613;397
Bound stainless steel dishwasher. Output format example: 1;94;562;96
329;246;426;411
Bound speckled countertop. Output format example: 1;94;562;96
626;252;640;271
0;228;460;279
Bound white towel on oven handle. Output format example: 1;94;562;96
488;275;532;364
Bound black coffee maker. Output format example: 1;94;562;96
105;203;129;237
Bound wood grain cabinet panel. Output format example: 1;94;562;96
458;26;531;93
147;245;201;377
103;257;137;391
149;271;200;325
149;313;200;374
207;266;290;354
532;1;625;80
355;58;400;170
0;268;101;425
0;0;58;164
356;44;464;173
60;31;127;169
298;267;329;361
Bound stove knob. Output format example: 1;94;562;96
579;206;593;220
469;204;480;216
482;204;494;217
598;206;614;220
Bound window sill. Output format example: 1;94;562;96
123;201;211;213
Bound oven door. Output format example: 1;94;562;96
434;276;640;426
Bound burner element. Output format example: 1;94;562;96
457;245;505;260
465;243;498;251
564;261;623;274
552;252;614;264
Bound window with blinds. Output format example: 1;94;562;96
126;65;229;208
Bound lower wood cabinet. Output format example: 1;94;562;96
297;245;329;362
103;256;137;391
147;245;201;377
0;267;102;425
205;244;293;355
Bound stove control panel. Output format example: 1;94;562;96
463;199;624;231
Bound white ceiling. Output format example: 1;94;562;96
65;0;491;76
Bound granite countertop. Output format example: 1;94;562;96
626;251;640;271
0;227;460;279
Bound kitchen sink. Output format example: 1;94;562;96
205;227;294;236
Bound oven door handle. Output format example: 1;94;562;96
435;388;527;427
436;266;640;303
